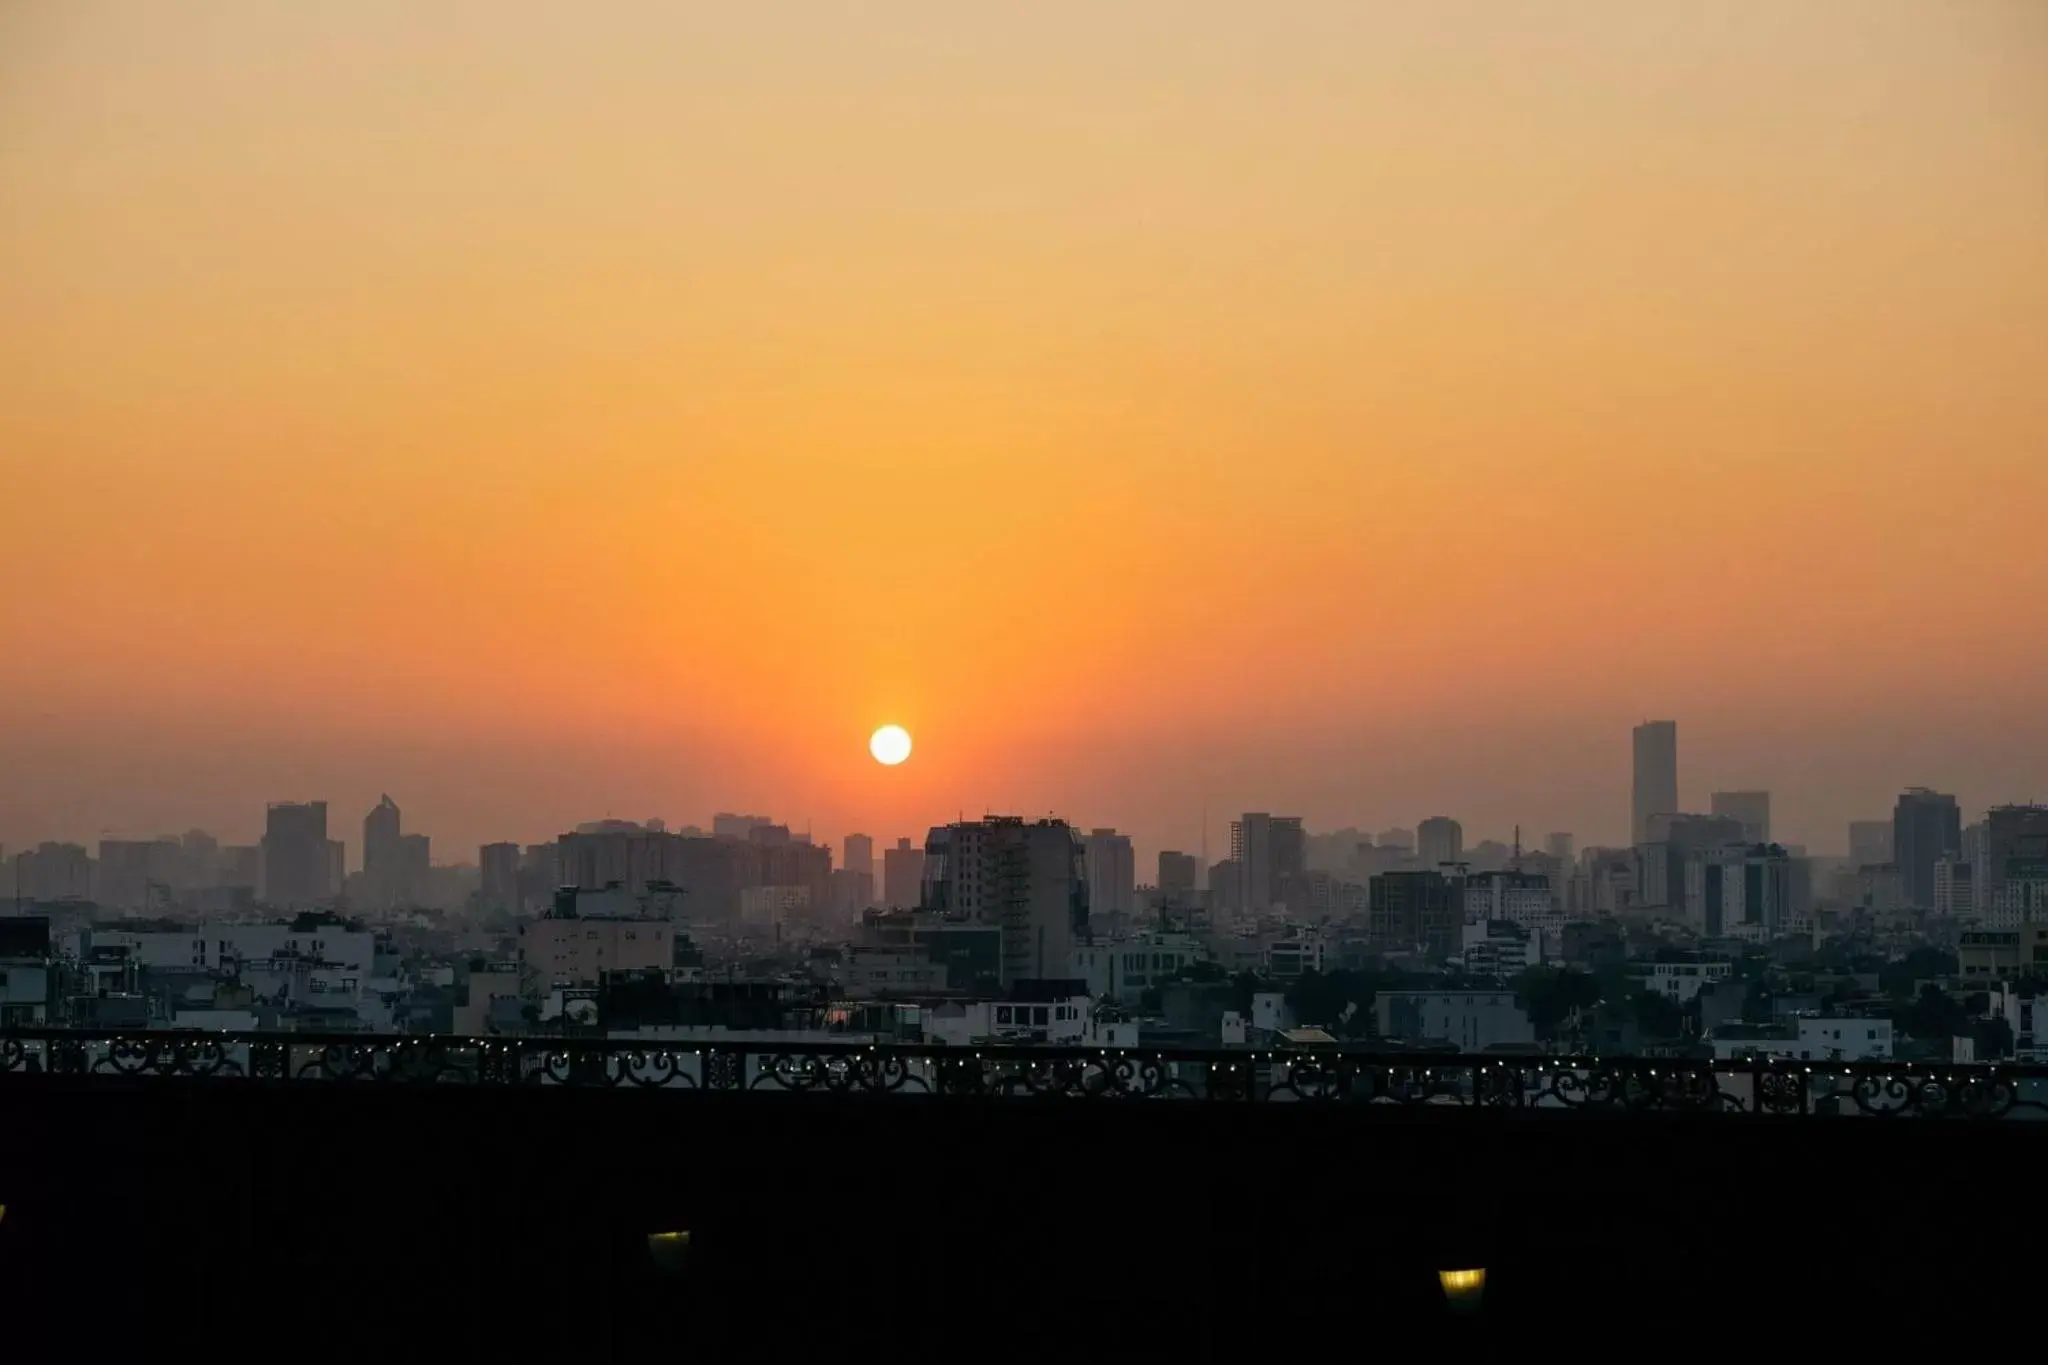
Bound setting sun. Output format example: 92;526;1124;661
869;726;912;767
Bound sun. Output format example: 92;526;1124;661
869;724;912;766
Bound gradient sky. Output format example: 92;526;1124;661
2;1;2043;866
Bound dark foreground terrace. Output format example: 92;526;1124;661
2;1031;2041;1354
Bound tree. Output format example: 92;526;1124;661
1973;1015;2015;1061
1630;989;1686;1041
1900;983;1967;1041
1881;948;1958;1001
1514;967;1602;1041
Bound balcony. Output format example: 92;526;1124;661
1;1030;2040;1350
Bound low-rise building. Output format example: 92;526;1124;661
1461;920;1539;977
1374;990;1534;1050
1644;957;1733;1003
518;914;673;996
1709;1016;1894;1062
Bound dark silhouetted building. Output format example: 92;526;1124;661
1369;870;1458;958
1893;788;1962;909
1710;790;1771;845
262;801;332;908
480;842;520;911
1632;720;1678;847
882;838;924;910
1157;851;1198;899
922;817;1087;986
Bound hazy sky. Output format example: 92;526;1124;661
2;1;2043;865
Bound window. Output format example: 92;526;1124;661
996;1006;1013;1025
1033;1007;1049;1026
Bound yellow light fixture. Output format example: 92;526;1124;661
1438;1267;1486;1311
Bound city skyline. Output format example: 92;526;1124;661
5;2;2045;1335
3;2;2044;872
6;725;2041;880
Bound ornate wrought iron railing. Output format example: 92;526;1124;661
5;1029;2048;1118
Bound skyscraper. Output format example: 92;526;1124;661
1631;721;1679;847
1417;817;1464;870
261;801;331;907
1710;791;1771;845
843;833;875;879
1157;851;1198;898
1083;829;1135;919
1980;805;2048;911
1231;814;1273;910
1892;788;1962;910
1544;833;1574;865
922;817;1087;986
363;795;402;905
1230;813;1306;911
882;838;924;910
480;841;520;911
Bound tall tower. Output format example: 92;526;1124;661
1632;721;1678;847
1893;788;1962;910
843;833;875;879
261;801;331;907
363;795;402;904
1417;817;1464;870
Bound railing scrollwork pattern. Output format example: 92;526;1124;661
5;1030;2048;1118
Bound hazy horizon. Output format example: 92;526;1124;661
4;2;2044;868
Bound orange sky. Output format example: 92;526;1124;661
2;1;2044;862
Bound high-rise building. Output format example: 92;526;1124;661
1893;788;1962;909
1933;856;1974;918
713;813;773;841
922;817;1087;986
261;802;332;907
1208;859;1242;915
1418;817;1464;870
1710;791;1771;845
363;795;402;904
1684;843;1790;938
11;842;94;904
397;833;430;904
843;833;875;879
1849;820;1893;869
882;838;924;911
1981;805;2048;911
830;867;875;915
1632;721;1679;847
480;842;521;911
1368;871;1459;957
1545;833;1574;866
1637;813;1746;909
1157;851;1198;899
1230;813;1306;911
1231;814;1273;910
96;838;182;912
1083;829;1135;919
